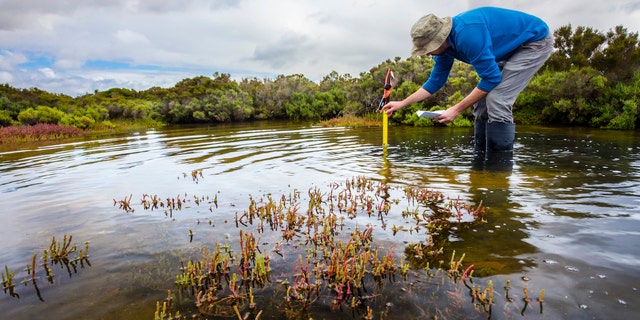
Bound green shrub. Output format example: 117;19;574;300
605;99;637;129
0;110;13;126
59;114;96;129
35;106;66;124
17;108;39;125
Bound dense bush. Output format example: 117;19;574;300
17;108;39;125
0;109;13;126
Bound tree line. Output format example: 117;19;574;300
1;24;639;130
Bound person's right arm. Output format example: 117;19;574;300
381;87;432;116
382;54;454;116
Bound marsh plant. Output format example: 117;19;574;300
1;234;91;301
114;175;544;319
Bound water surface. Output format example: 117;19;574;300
1;121;639;319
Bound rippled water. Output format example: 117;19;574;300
1;121;639;319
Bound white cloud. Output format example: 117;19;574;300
0;50;26;70
114;29;151;45
0;0;639;96
0;71;13;83
53;58;83;69
38;67;56;78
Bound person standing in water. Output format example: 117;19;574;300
381;7;553;166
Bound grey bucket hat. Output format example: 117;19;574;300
410;14;452;56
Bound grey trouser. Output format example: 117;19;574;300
473;34;554;123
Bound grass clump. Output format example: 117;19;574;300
316;114;382;127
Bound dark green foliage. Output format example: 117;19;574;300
518;67;605;125
547;25;606;70
149;73;257;123
516;24;640;129
547;24;640;84
592;26;640;84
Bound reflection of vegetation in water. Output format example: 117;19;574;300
1;234;91;301
114;175;545;319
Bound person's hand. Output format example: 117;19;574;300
434;107;460;124
380;101;404;116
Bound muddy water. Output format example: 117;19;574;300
1;121;638;319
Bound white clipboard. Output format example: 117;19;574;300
416;110;444;118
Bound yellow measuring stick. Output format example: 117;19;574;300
378;68;394;147
382;112;388;146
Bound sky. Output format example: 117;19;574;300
1;0;640;97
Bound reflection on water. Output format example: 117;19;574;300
1;121;639;319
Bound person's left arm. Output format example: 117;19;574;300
434;87;487;123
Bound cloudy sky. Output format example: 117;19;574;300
1;0;639;96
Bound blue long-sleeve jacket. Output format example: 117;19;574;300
422;7;549;94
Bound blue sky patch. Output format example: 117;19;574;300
18;54;54;69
